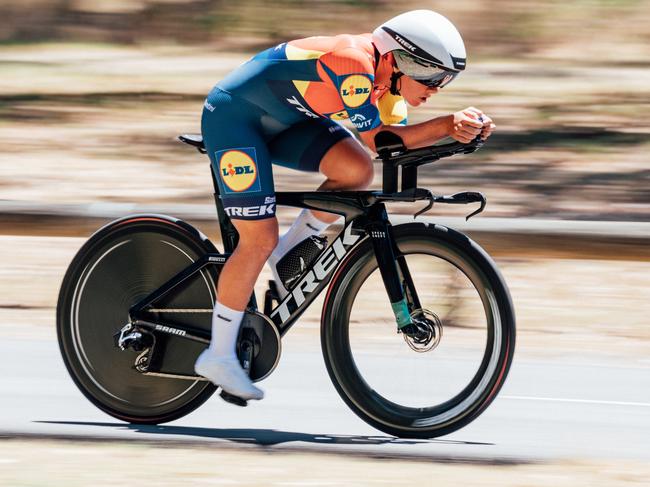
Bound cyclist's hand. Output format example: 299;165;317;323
464;107;496;141
448;108;484;143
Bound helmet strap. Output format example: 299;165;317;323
390;71;403;95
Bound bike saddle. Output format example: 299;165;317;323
178;134;206;153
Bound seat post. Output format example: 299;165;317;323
209;163;239;253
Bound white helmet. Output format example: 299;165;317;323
373;10;466;88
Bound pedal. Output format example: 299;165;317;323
219;389;248;407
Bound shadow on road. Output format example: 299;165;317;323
34;420;493;448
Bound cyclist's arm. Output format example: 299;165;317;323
359;115;453;152
360;108;488;152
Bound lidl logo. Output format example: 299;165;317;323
217;148;260;193
340;74;372;108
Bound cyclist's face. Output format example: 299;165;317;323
399;75;439;107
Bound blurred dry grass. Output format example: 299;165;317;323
1;43;648;220
1;3;648;221
1;438;650;486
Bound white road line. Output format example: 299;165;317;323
501;395;650;408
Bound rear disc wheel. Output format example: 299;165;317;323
57;217;219;424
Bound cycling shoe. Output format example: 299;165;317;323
195;350;264;401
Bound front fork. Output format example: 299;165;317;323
366;205;420;329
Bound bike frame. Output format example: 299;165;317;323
128;168;423;343
127;133;485;348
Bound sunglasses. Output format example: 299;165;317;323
415;70;458;89
393;50;459;88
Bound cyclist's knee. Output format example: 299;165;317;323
352;158;374;189
335;156;374;189
256;231;279;257
320;138;374;189
232;217;279;258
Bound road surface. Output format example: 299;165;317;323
2;331;648;464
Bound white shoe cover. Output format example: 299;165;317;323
195;350;264;400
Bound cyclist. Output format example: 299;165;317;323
195;9;496;400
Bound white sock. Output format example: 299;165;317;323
209;301;244;360
268;209;331;296
271;209;330;261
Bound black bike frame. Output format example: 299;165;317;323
128;168;423;342
128;134;486;345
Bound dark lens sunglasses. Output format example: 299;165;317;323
416;70;458;89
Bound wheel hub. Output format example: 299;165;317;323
401;308;443;352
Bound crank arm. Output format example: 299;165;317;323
433;191;487;220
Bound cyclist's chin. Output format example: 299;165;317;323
405;96;425;107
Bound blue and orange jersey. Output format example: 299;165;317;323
216;34;407;132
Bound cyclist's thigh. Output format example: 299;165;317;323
267;118;354;172
201;89;276;221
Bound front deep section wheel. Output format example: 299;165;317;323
321;222;516;438
57;215;219;424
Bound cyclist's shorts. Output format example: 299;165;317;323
201;87;353;221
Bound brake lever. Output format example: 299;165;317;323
464;192;486;220
414;190;435;218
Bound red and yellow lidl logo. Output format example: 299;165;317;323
217;148;261;193
340;74;372;108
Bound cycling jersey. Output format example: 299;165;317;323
202;34;408;220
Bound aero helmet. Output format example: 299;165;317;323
373;10;466;90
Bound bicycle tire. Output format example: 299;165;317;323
321;222;516;438
57;215;219;424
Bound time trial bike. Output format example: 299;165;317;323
57;131;516;438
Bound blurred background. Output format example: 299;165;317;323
1;1;649;485
1;0;649;218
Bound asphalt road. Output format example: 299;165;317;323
1;331;649;464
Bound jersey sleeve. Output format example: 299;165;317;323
377;92;408;125
317;47;382;132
